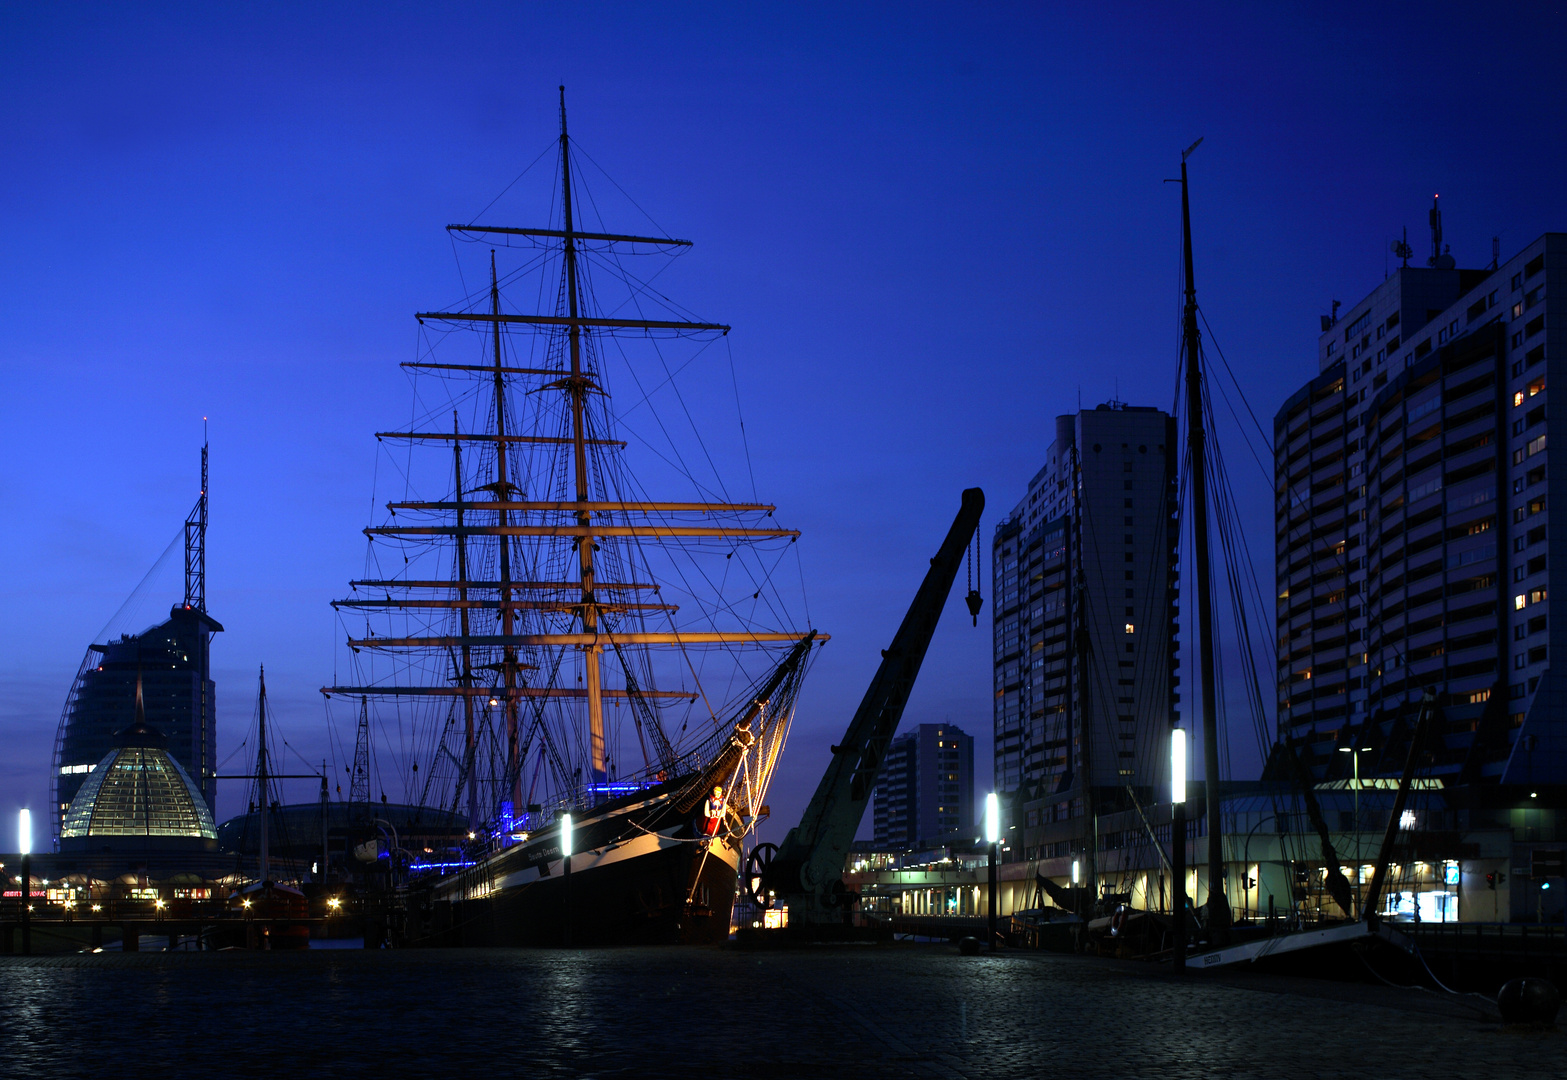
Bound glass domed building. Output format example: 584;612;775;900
59;679;218;854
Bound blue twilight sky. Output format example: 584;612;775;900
2;3;1565;841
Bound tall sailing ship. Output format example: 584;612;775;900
321;90;821;945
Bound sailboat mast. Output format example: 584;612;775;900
451;412;479;830
257;665;270;883
1178;146;1228;929
487;252;523;814
559;86;607;785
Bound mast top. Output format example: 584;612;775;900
560;86;571;158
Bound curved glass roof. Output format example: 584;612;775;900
60;746;217;839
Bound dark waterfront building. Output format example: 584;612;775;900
991;403;1178;862
51;446;218;841
1272;229;1567;788
859;226;1567;928
872;724;975;851
54;606;222;830
1258;223;1567;922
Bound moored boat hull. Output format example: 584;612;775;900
405;803;743;948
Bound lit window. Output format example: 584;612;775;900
1124;623;1135;634
1515;391;1525;407
1516;594;1527;610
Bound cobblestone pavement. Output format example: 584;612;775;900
0;945;1560;1077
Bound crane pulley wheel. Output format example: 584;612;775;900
746;842;778;906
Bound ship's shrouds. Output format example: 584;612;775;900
322;89;821;945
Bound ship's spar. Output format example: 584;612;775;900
322;88;817;838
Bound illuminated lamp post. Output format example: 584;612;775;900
984;793;1000;951
18;809;31;956
1171;727;1187;974
561;813;574;948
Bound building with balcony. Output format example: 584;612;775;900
1272;232;1567;796
991;403;1179;863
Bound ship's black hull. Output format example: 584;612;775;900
401;778;745;948
408;833;738;947
397;638;815;949
424;840;736;947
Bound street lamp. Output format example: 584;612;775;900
18;808;31;956
984;793;999;951
1170;727;1187;973
1240;813;1279;923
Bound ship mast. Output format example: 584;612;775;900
1177;140;1228;932
451;412;479;829
323;88;823;824
257;665;270;883
486;251;525;813
558;87;608;786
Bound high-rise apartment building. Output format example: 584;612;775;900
1274;232;1566;787
872;723;975;850
991;403;1178;836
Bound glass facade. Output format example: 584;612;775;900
60;746;217;840
54;604;221;834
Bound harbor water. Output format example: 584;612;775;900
1;945;1561;1077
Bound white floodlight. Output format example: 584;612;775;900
983;793;999;844
561;813;573;858
17;809;30;856
1171;728;1187;805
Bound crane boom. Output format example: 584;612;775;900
763;488;984;919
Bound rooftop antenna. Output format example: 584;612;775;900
183;427;208;611
1426;195;1453;269
1321;299;1342;333
1390;228;1413;269
1492;235;1501;271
